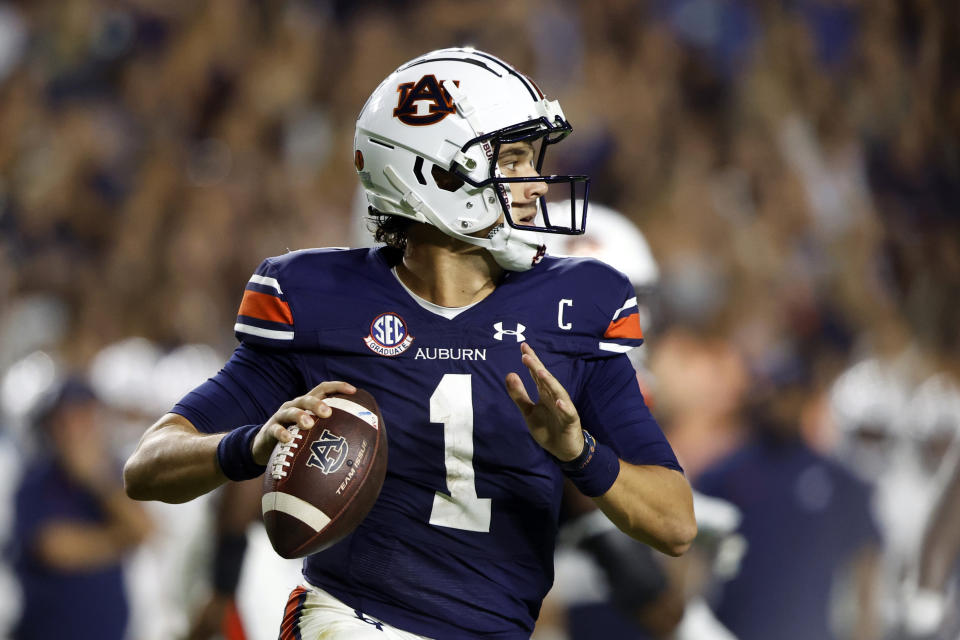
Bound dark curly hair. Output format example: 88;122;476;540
367;207;415;254
364;165;463;256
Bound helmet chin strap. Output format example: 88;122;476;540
463;221;546;271
424;206;546;272
383;164;545;271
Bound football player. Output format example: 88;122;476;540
539;203;738;640
899;375;960;638
124;48;696;639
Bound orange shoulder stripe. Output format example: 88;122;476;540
238;290;293;325
604;313;644;340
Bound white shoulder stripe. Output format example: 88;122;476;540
324;397;379;429
261;492;331;532
612;296;638;320
249;274;283;294
599;341;634;353
235;323;294;340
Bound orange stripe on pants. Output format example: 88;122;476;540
279;586;309;640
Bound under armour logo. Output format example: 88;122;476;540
354;610;384;631
493;321;526;342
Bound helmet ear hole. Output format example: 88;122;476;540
431;164;465;192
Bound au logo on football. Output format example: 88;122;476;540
364;312;414;356
307;429;349;474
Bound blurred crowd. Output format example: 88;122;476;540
1;1;958;639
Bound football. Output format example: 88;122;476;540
261;388;388;558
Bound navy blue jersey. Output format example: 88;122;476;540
174;247;680;639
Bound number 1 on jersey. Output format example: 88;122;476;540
429;374;492;532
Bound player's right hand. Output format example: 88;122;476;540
251;381;356;465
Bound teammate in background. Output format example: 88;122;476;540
901;441;960;638
697;357;882;640
183;479;259;640
535;202;676;640
829;362;960;637
123;48;695;639
9;378;153;640
547;201;660;343
88;338;254;640
900;376;960;638
537;202;737;640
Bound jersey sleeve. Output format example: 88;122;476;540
596;272;645;356
175;254;336;433
576;354;681;471
172;342;305;434
233;258;297;347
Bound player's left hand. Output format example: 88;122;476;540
505;343;585;462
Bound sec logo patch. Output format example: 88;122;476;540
363;312;414;356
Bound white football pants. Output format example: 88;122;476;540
280;581;434;640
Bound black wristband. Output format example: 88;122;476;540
557;430;620;497
216;424;267;481
558;430;595;472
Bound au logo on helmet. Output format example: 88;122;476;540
393;75;459;126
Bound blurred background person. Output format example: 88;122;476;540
184;479;259;640
829;359;960;637
535;202;679;640
536;201;739;640
539;484;686;640
899;377;960;639
87;337;281;640
7;377;153;640
696;357;883;640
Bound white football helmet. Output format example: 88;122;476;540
828;357;910;482
354;47;589;271
547;201;659;290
